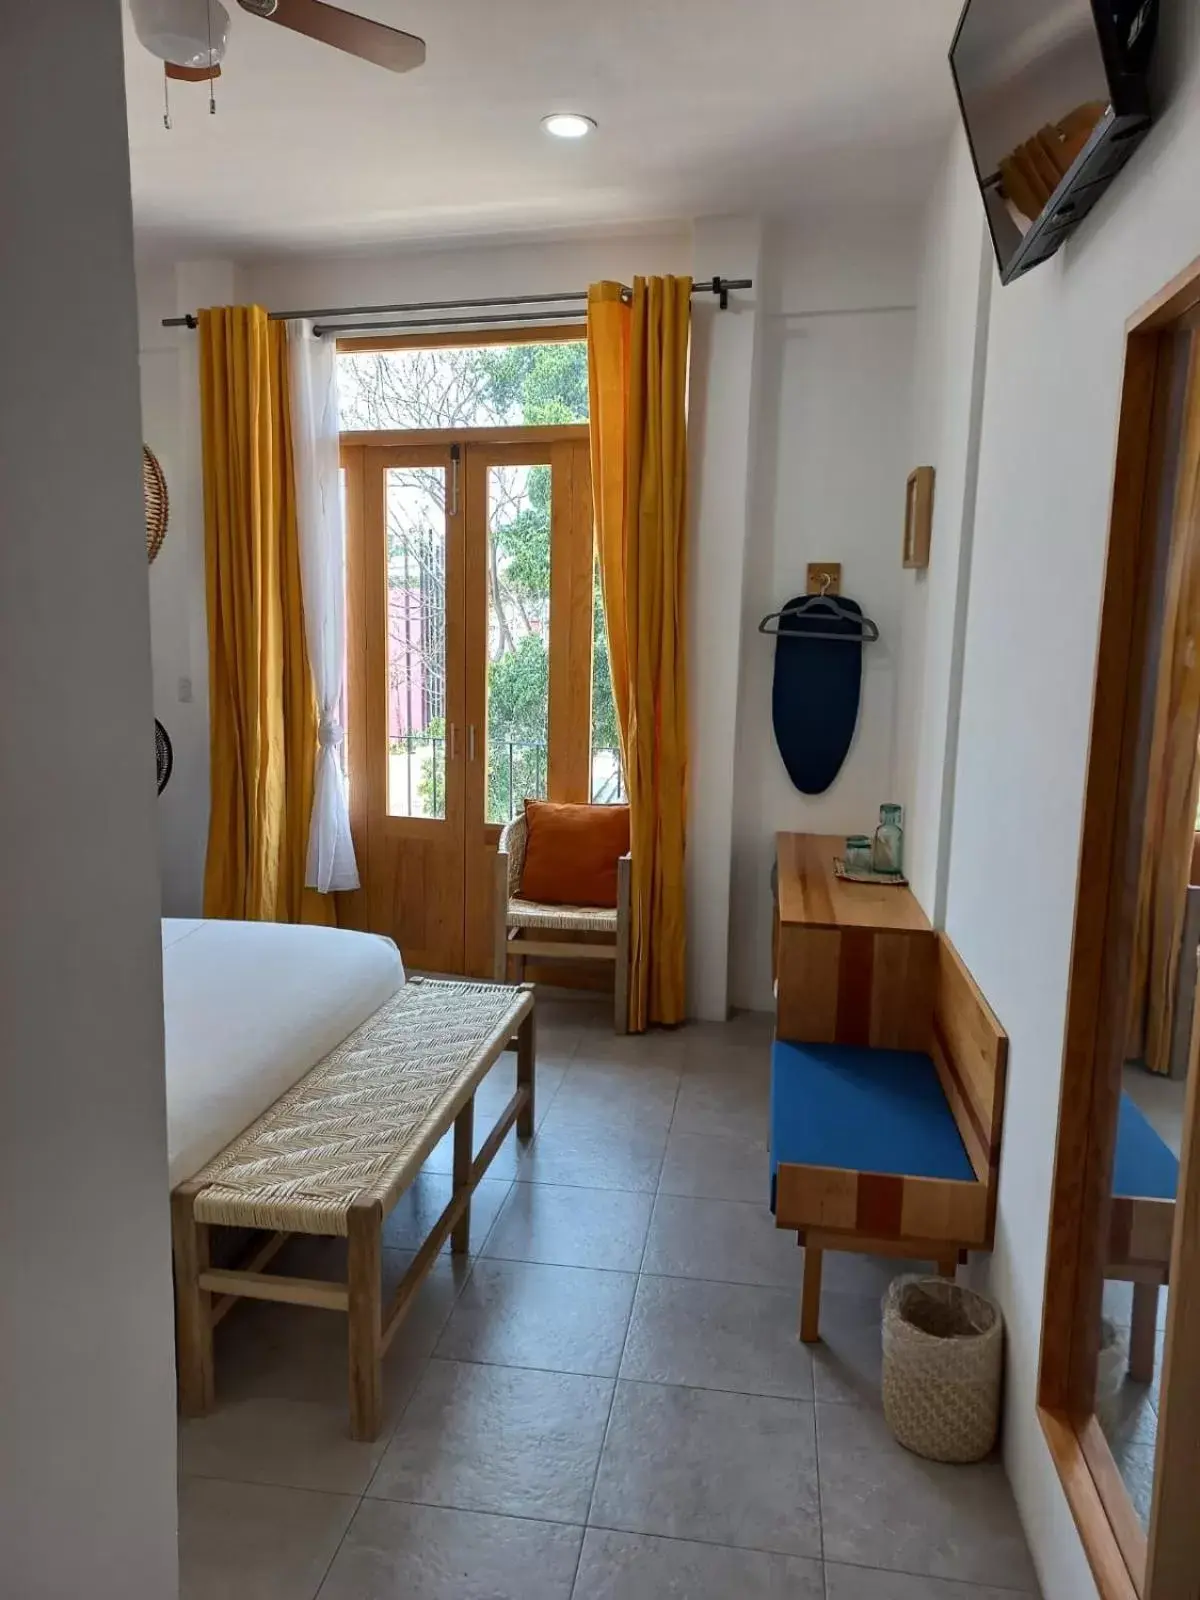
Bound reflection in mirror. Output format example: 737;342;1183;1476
1041;273;1200;1599
1098;1073;1182;1525
1097;328;1200;1535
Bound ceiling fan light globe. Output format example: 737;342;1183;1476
130;0;230;68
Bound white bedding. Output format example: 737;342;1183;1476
163;918;405;1187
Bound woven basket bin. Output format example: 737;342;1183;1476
882;1276;1003;1464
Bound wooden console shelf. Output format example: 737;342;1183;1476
775;833;934;1048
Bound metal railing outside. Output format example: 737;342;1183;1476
388;733;444;818
386;735;625;820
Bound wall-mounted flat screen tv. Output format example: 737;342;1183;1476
950;0;1159;284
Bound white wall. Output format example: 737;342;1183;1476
901;5;1200;1596
688;217;766;1019
895;141;993;919
139;262;240;914
729;215;920;1011
1;6;178;1594
240;231;693;330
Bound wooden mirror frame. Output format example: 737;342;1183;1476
1039;256;1200;1600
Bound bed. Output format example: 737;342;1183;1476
162;918;405;1188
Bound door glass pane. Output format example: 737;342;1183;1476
385;466;446;819
486;463;550;824
590;555;625;803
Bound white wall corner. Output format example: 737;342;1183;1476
727;214;919;1014
686;216;766;1020
3;5;179;1590
894;129;993;925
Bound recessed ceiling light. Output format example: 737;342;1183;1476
542;113;596;139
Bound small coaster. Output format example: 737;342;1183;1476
834;857;909;887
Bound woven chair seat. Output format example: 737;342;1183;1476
187;978;531;1237
507;897;618;934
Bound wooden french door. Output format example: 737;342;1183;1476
344;440;466;973
343;428;593;977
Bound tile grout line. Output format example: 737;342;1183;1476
183;1469;1039;1598
313;1027;587;1598
565;1068;667;1598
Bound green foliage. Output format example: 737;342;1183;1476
411;715;446;817
491;465;551;602
478;341;589;426
486;633;549;821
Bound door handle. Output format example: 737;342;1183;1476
449;444;461;517
448;723;458;761
469;725;476;762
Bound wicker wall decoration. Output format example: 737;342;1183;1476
144;444;169;564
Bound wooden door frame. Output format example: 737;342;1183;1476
341;439;467;972
460;435;594;976
337;324;586;356
1038;253;1200;1600
462;437;594;812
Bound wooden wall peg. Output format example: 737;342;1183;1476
904;467;935;570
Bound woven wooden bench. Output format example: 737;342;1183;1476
170;977;536;1441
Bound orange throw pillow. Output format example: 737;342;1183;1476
519;800;630;908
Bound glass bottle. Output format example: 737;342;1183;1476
872;804;904;877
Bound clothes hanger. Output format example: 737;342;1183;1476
758;572;881;643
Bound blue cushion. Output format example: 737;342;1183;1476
1114;1092;1178;1201
770;1040;976;1197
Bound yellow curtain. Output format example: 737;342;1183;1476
588;276;692;1030
1126;339;1200;1073
198;306;333;927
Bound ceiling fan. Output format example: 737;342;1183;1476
130;0;426;82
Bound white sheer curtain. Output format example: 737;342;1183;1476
287;319;359;892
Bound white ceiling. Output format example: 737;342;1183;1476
123;0;966;257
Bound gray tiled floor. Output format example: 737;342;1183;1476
178;998;1040;1599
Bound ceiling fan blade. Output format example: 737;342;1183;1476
240;0;426;73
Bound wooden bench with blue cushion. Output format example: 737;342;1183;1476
1108;1091;1179;1383
771;933;1008;1342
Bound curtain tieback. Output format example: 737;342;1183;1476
318;714;345;748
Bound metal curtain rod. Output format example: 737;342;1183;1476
319;308;586;337
161;276;754;330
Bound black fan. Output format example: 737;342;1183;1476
155;719;174;796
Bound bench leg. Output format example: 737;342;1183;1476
937;1252;958;1280
452;1096;475;1256
517;1004;536;1140
171;1182;214;1417
348;1202;383;1442
800;1245;823;1343
1129;1281;1160;1384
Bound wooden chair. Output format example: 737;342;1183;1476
493;809;631;1033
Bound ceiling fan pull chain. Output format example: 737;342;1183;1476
162;67;172;130
207;0;217;114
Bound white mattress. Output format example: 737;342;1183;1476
163;918;405;1187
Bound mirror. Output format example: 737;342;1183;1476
1040;280;1200;1597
